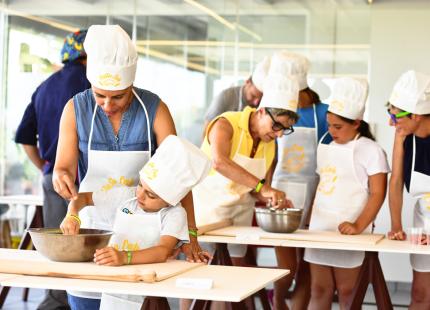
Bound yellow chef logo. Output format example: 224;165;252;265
317;166;337;195
142;162;158;180
101;177;117;192
98;73;121;87
282;144;305;173
424;193;430;211
287;99;298;110
113;240;139;251
330;100;344;112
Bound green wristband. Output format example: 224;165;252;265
126;250;132;265
188;229;198;237
255;179;266;193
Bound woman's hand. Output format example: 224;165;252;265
60;215;80;235
53;170;78;200
180;236;212;263
338;221;361;235
259;184;293;209
94;247;125;266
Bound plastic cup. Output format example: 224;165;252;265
408;227;423;245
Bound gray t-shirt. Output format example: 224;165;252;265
205;85;247;122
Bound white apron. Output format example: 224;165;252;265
193;131;267;257
272;106;319;227
79;88;152;230
409;136;430;272
100;198;162;310
304;134;370;268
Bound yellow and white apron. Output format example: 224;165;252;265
409;136;430;272
79;89;152;231
304;134;371;268
100;198;161;310
272;105;319;227
193;131;267;257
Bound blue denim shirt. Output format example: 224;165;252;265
73;87;160;182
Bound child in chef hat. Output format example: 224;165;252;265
303;77;390;308
386;70;430;308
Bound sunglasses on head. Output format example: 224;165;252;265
266;110;294;136
387;109;411;124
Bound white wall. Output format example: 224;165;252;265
369;6;430;282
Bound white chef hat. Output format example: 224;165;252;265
258;74;299;112
84;25;138;91
326;77;368;120
251;56;271;92
389;70;430;115
139;135;211;206
268;51;310;90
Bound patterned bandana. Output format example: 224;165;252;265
61;29;87;63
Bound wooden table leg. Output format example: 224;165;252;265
347;251;393;310
141;296;170;310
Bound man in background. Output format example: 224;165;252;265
15;29;90;310
203;56;271;130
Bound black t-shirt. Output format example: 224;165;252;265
403;134;430;192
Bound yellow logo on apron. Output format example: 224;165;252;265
317;165;337;195
424;193;430;211
112;239;140;251
282;144;305;173
142;162;158;180
98;73;121;87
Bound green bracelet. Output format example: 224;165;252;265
126;250;132;265
188;229;198;237
255;179;266;193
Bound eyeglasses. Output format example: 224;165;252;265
387;109;411;124
266;110;294;136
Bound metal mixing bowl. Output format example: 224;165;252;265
255;207;303;233
28;228;113;262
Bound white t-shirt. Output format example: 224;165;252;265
329;137;390;190
92;186;189;245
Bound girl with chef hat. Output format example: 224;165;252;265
60;135;211;310
386;70;430;308
192;74;299;263
304;77;389;309
269;51;331;310
53;25;207;308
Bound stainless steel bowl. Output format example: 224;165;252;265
28;228;113;262
255;207;303;233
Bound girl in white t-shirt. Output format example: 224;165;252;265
304;78;390;309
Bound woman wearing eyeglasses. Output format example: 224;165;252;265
269;51;331;310
386;70;430;309
191;74;299;264
304;77;389;309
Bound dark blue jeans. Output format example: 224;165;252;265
67;294;100;310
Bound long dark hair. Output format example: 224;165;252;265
329;112;375;141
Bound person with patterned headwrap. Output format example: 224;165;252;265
15;29;90;310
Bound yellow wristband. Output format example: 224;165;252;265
188;229;198;237
67;214;81;226
255;179;266;193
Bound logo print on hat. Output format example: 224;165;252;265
98;73;121;87
331;100;345;112
142;162;158;180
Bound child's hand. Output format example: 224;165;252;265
94;247;126;266
60;215;80;235
338;221;360;235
